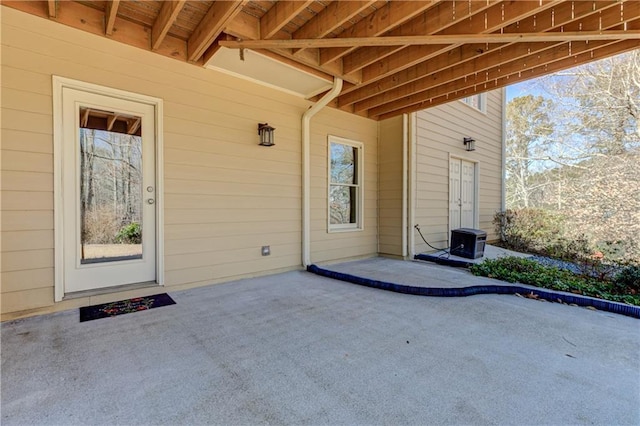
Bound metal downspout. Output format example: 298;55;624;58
401;113;408;258
302;78;343;267
501;87;507;212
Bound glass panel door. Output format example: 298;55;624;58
60;84;157;295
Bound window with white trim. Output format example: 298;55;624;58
328;136;363;231
460;93;487;113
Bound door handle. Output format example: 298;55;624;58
147;199;155;205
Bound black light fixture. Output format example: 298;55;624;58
463;137;476;151
258;123;275;146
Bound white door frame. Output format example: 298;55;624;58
53;76;164;301
448;154;479;238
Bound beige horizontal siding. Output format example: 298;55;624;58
378;116;404;256
2;129;53;154
413;90;503;254
0;7;378;319
1;268;54;293
308;107;378;264
1;230;54;252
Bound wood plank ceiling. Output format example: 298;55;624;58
5;1;639;120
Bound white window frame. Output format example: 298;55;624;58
460;93;487;114
327;135;364;232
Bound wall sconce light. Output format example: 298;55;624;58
258;123;275;147
463;137;476;152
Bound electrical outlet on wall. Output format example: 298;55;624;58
261;246;271;256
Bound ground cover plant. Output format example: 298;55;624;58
470;257;640;306
485;209;640;306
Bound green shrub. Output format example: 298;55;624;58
494;209;565;253
493;209;638;280
470;256;640;306
614;266;640;293
116;222;141;244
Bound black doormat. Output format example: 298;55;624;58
79;293;176;322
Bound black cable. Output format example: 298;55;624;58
414;224;465;260
415;224;448;251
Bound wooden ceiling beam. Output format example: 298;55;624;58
2;0;196;63
127;117;141;135
188;0;247;62
376;39;640;120
105;0;120;36
152;0;187;51
369;15;640;115
290;0;376;58
252;49;334;83
340;0;500;75
107;114;119;132
339;0;624;106
267;47;361;84
292;1;376;41
47;0;56;18
349;2;633;111
216;4;355;83
368;34;634;119
358;0;564;87
220;31;639;49
260;1;314;39
81;108;90;127
354;41;554;112
224;9;260;40
318;1;440;65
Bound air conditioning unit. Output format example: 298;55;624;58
450;228;487;259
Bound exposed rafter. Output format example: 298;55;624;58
105;0;120;36
339;0;626;107
260;1;314;39
292;1;376;41
340;0;501;76
346;1;636;112
188;0;247;62
375;39;640;120
356;0;565;88
107;114;119;132
291;0;376;57
152;0;187;51
127;117;141;135
318;1;440;65
47;0;56;18
3;0;638;121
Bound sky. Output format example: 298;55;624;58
506;80;545;102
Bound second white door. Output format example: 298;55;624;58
449;158;476;230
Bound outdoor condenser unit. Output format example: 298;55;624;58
450;228;487;259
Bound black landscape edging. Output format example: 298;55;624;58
307;264;640;319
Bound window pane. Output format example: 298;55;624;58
79;107;143;264
462;94;484;111
330;143;357;184
330;185;357;224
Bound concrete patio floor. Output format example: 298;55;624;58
417;243;533;266
2;262;639;425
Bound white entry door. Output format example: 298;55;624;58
449;158;476;230
60;87;157;294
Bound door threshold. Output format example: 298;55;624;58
63;281;160;300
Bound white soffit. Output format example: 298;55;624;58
207;47;333;99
